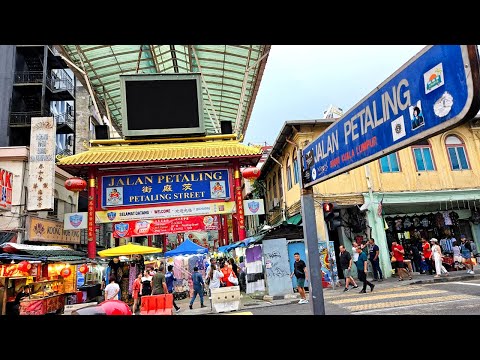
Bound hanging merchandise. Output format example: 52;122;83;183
435;212;445;228
443;211;453;226
449;211;459;226
403;216;413;230
420;215;429;228
394;216;403;231
412;215;421;228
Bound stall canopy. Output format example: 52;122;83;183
164;239;208;257
217;234;265;253
98;242;162;257
0;242;87;263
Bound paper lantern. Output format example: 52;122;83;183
241;167;261;180
64;178;87;192
60;267;71;277
79;264;89;274
18;261;32;272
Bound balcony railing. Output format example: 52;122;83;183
9;111;74;128
46;70;74;96
55;112;74;128
9;111;45;125
14;71;44;84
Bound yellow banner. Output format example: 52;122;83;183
27;216;81;244
95;201;236;223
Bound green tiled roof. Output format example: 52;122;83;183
59;45;270;137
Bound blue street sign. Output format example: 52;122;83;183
302;45;480;187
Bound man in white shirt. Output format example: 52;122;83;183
104;275;120;301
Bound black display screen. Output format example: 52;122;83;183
125;79;200;130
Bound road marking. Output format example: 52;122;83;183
346;294;475;312
330;290;447;305
353;297;476;314
227;311;253;315
451;282;480;287
323;285;423;299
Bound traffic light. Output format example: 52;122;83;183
323;202;342;231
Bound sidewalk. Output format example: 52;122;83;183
172;269;480;315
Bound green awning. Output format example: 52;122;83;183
286;213;302;225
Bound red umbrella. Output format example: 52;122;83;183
98;300;132;315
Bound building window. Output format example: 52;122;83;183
293;151;299;184
48;198;59;217
277;170;283;200
412;140;435;171
379;153;400;173
446;135;470;170
66;196;74;213
286;156;293;190
272;174;277;200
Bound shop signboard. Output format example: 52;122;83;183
101;169;231;207
0;168;13;211
243;199;265;215
95;201;235;223
27;216;81;244
302;45;480;187
63;212;88;230
27;117;56;210
112;215;220;238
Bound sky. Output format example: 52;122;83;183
243;45;426;146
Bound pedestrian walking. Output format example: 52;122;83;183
140;270;153;296
354;247;374;293
189;267;206;309
430;238;448;277
368;238;383;281
421;237;434;275
131;271;142;314
391;240;411;281
151;263;168;295
290;252;309;304
165;265;180;313
104;275;120;301
339;245;358;292
460;235;475;274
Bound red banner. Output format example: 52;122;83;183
113;215;219;238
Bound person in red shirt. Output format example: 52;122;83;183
421;237;434;275
220;261;234;287
131;271;142;314
391;241;411;281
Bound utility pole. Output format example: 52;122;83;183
297;148;325;315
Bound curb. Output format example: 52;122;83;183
409;274;480;285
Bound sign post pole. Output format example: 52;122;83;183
297;148;325;315
87;168;97;259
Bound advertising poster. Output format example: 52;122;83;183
318;241;339;286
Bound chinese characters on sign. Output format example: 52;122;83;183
101;169;230;207
27;117;56;211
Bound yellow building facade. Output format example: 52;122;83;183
260;119;480;278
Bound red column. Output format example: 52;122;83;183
148;235;153;247
218;215;224;247
234;161;246;241
232;215;239;243
162;235;167;253
87;168;96;259
223;215;229;245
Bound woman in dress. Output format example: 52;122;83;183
140;270;153;296
131;271;143;314
430;238;449;278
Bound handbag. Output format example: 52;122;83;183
228;272;239;285
391;255;397;263
205;276;210;286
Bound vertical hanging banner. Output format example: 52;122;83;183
27;117;56;211
302;45;480;187
0;168;13;211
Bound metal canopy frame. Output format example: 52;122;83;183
59;45;270;137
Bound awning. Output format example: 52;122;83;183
286;213;302;226
57;140;262;167
0;232;16;245
98;242;162;257
217;234;265;253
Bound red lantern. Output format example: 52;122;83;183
18;261;32;272
79;264;89;274
241;167;261;180
60;267;72;277
65;178;87;192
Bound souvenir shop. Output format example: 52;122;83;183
380;195;480;271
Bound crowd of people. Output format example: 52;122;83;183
338;234;478;293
